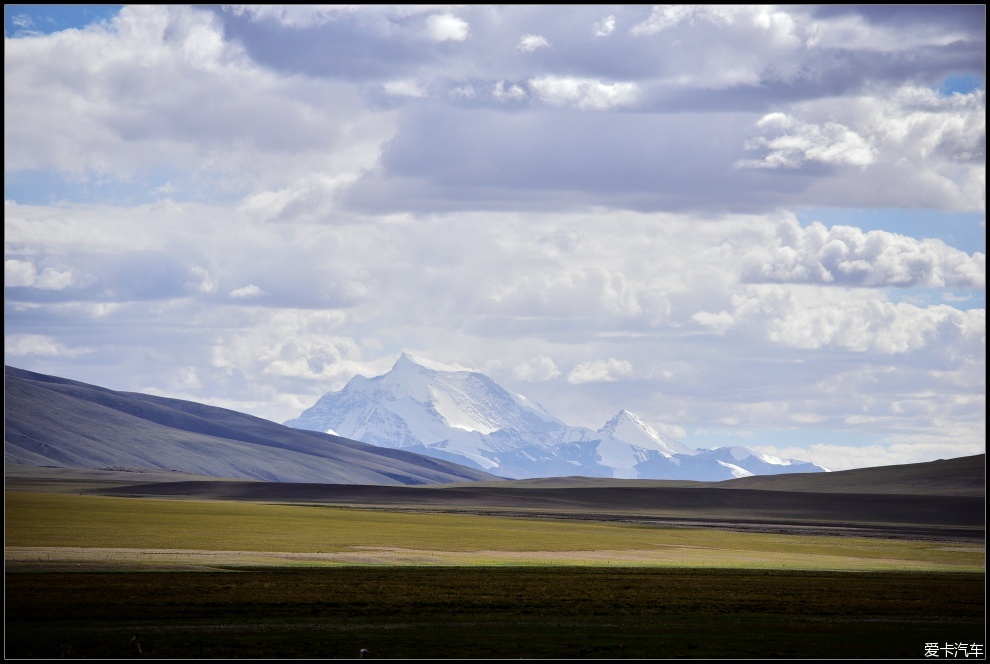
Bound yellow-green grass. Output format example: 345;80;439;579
5;491;983;571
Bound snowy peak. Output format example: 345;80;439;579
392;352;472;374
598;409;695;457
285;353;563;452
389;352;561;431
286;354;828;481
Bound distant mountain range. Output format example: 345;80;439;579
4;365;499;485
285;353;830;481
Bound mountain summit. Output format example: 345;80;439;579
285;354;828;480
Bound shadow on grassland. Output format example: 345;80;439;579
4;567;985;659
7;456;985;541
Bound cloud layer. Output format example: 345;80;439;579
5;5;985;471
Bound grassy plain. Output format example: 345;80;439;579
5;491;984;571
5;488;985;659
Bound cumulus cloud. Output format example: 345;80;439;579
629;5;798;44
383;79;427;98
186;266;218;294
491;80;527;102
740;219;986;288
629;5;700;36
223;5;354;28
529;76;639;110
568;358;634;384
449;84;476;99
488;267;643;320
229;284;266;299
425;13;469;42
693;284;986;356
517;34;550;53
5;334;92;357
3;5;396;194
877;87;986;164
3;5;984;471
593;15;616;38
512;355;562;382
4;259;87;290
210;309;384;389
737;113;876;169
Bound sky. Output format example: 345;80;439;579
4;5;985;472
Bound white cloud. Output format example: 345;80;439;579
11;14;34;29
5;334;92;358
873;86;986;168
5;259;80;290
491;80;527;102
528;76;638;110
210;309;385;390
690;310;735;335
693;284;986;355
426;13;469;42
3;6;984;470
593;15;616;38
3;5;396;194
488;267;643;320
512;355;562;382
802;11;972;52
740;219;985;289
754;439;985;472
187;266;218;294
629;5;798;44
517;34;550;53
223;5;354;28
229;284;266;299
729;87;984;210
568;358;634;384
383;79;427;98
226;5;455;33
629;5;700;36
5;259;39;287
737;113;876;169
449;84;476;99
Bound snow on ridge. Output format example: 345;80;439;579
727;446;758;462
756;452;791;466
397;351;473;373
598;409;693;456
510;392;563;425
429;384;498;434
594;435;644;477
717;460;754;478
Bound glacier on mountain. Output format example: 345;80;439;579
284;353;829;481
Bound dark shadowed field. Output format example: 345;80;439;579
4;459;985;659
10;456;981;541
87;478;985;541
5;567;985;659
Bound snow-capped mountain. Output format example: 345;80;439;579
4;365;499;485
285;353;829;481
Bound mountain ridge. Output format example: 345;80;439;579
3;365;500;485
286;353;830;481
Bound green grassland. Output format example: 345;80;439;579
5;491;984;571
5;489;985;658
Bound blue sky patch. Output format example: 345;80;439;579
5;5;121;37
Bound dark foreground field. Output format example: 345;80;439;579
5;567;984;659
6;460;985;659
